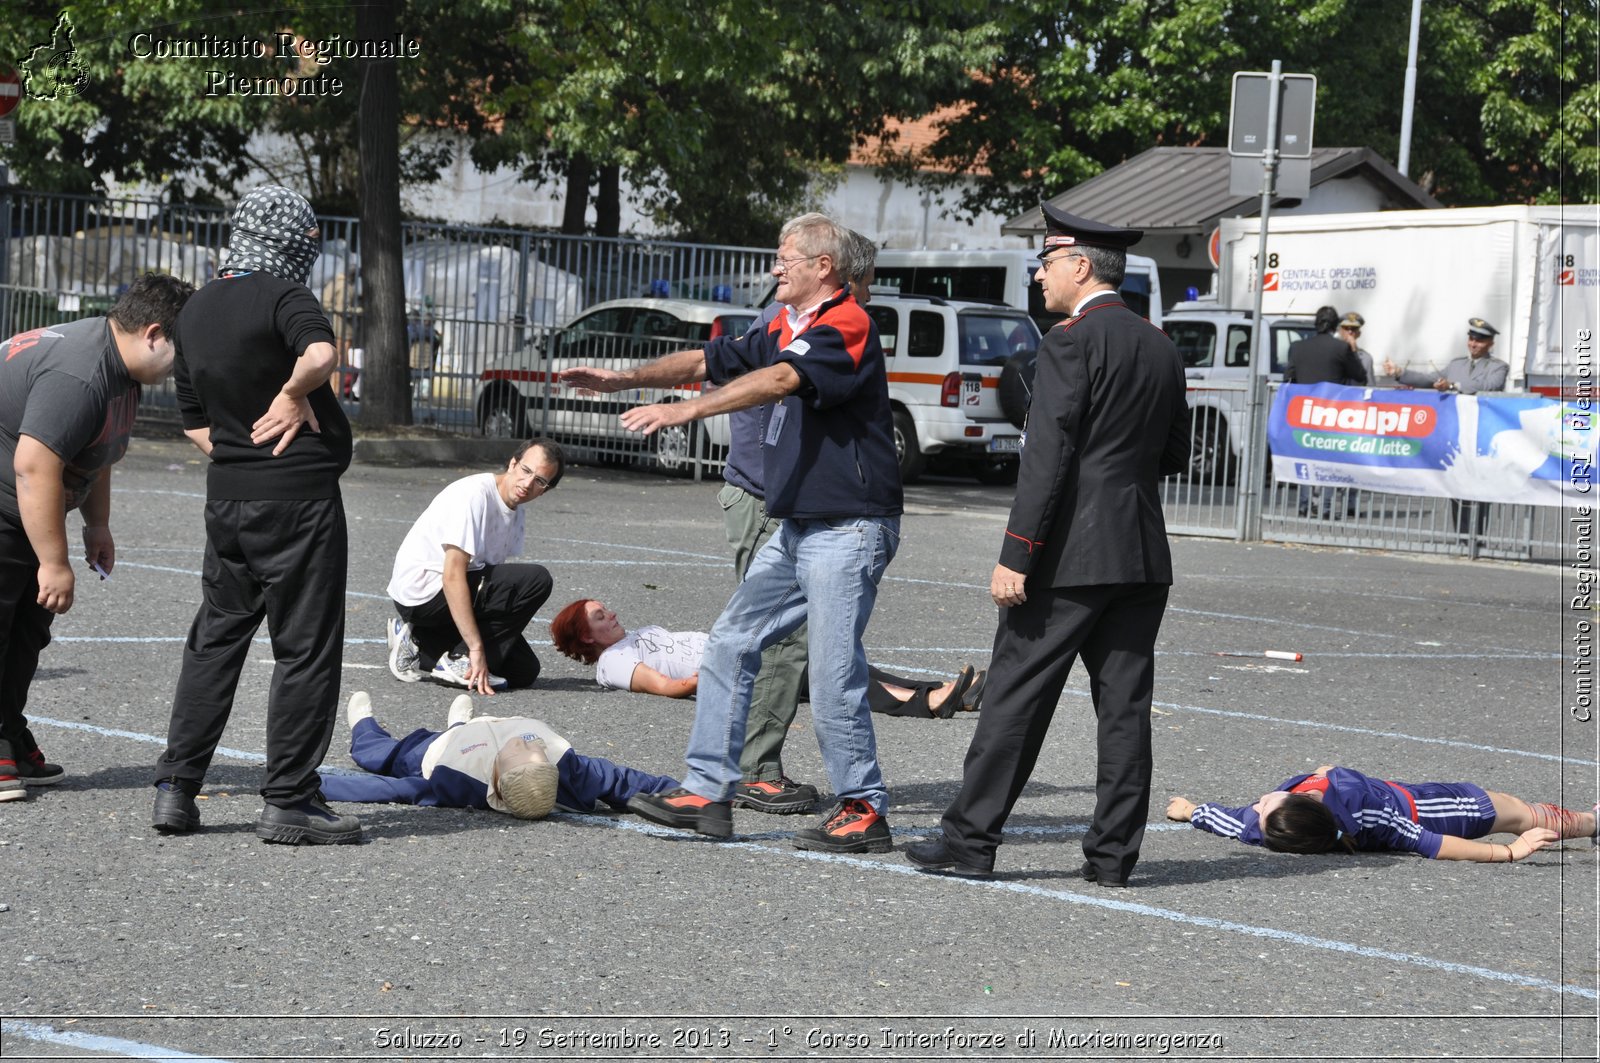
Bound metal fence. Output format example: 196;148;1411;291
0;187;1577;561
0;188;770;470
1160;379;1573;561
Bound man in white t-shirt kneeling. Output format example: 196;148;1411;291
385;439;563;694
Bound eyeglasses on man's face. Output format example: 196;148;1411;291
1038;252;1084;274
772;253;822;274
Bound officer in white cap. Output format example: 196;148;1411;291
1384;317;1508;394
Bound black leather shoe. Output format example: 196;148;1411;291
152;781;200;834
255;795;363;845
905;835;993;878
1079;860;1128;888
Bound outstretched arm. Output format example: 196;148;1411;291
1166;796;1197;822
620;363;800;435
629;664;698;699
1434;828;1558;862
559;348;707;393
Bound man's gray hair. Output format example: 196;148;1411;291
1078;245;1126;289
840;229;878;290
778;212;849;276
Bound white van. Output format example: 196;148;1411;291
863;293;1042;484
871;248;1164;332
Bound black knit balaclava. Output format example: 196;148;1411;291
223;185;321;286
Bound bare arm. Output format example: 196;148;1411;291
628;664;699;699
79;464;115;578
14;434;74;614
441;546;494;696
559;348;708;393
251;340;338;454
1434;828;1558;862
620;363;801;436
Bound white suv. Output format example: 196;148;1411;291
1163;299;1316;481
863;293;1042;484
473;298;756;473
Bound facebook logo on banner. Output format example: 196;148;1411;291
1294;462;1310;479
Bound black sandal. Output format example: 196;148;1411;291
961;669;987;712
932;666;976;719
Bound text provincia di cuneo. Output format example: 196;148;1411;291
126;32;420;97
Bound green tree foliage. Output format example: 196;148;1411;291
482;0;1000;243
909;0;1595;219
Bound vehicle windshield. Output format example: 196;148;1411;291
958;312;1041;366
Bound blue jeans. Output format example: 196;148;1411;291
683;516;900;813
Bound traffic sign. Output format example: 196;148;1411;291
0;66;21;118
1229;71;1316;158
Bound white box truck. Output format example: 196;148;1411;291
1214;205;1598;394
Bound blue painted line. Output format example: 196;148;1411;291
594;816;1599;1001
3;1019;237;1061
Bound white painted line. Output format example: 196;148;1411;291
3;1019;237;1061
596;816;1599;1002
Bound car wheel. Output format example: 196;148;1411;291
480;395;527;439
892;408;926;484
974;458;1019;486
653;419;702;478
1187;412;1237;483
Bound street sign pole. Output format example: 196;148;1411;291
1236;60;1284;542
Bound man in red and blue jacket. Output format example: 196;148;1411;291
558;212;903;853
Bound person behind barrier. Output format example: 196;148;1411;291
1384;318;1508;536
321;692;679;816
549;598;984;718
0;273;194;802
1338;312;1375;386
1167;763;1596;862
384;439;563;694
1384;317;1508;395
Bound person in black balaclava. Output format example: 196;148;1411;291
150;185;363;845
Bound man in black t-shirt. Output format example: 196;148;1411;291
0;273;193;802
151;185;362;845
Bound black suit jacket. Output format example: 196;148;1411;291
1286;332;1365;385
998;293;1189;588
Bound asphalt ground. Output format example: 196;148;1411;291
3;434;1597;1062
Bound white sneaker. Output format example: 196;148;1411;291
447;695;475;727
387;618;423;683
430;653;507;689
346;691;374;730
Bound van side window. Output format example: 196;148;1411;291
908;310;944;358
867;305;898;358
1225;325;1252;367
1167;321;1215;368
1273;326;1312;374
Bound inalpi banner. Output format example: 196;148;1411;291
1268;383;1596;507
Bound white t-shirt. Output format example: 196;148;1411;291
595;626;708;690
387;472;525;607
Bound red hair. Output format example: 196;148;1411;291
550;599;599;664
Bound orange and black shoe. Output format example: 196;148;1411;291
627;787;733;839
734;776;818;815
793;798;892;854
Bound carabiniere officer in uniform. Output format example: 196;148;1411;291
906;204;1191;885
